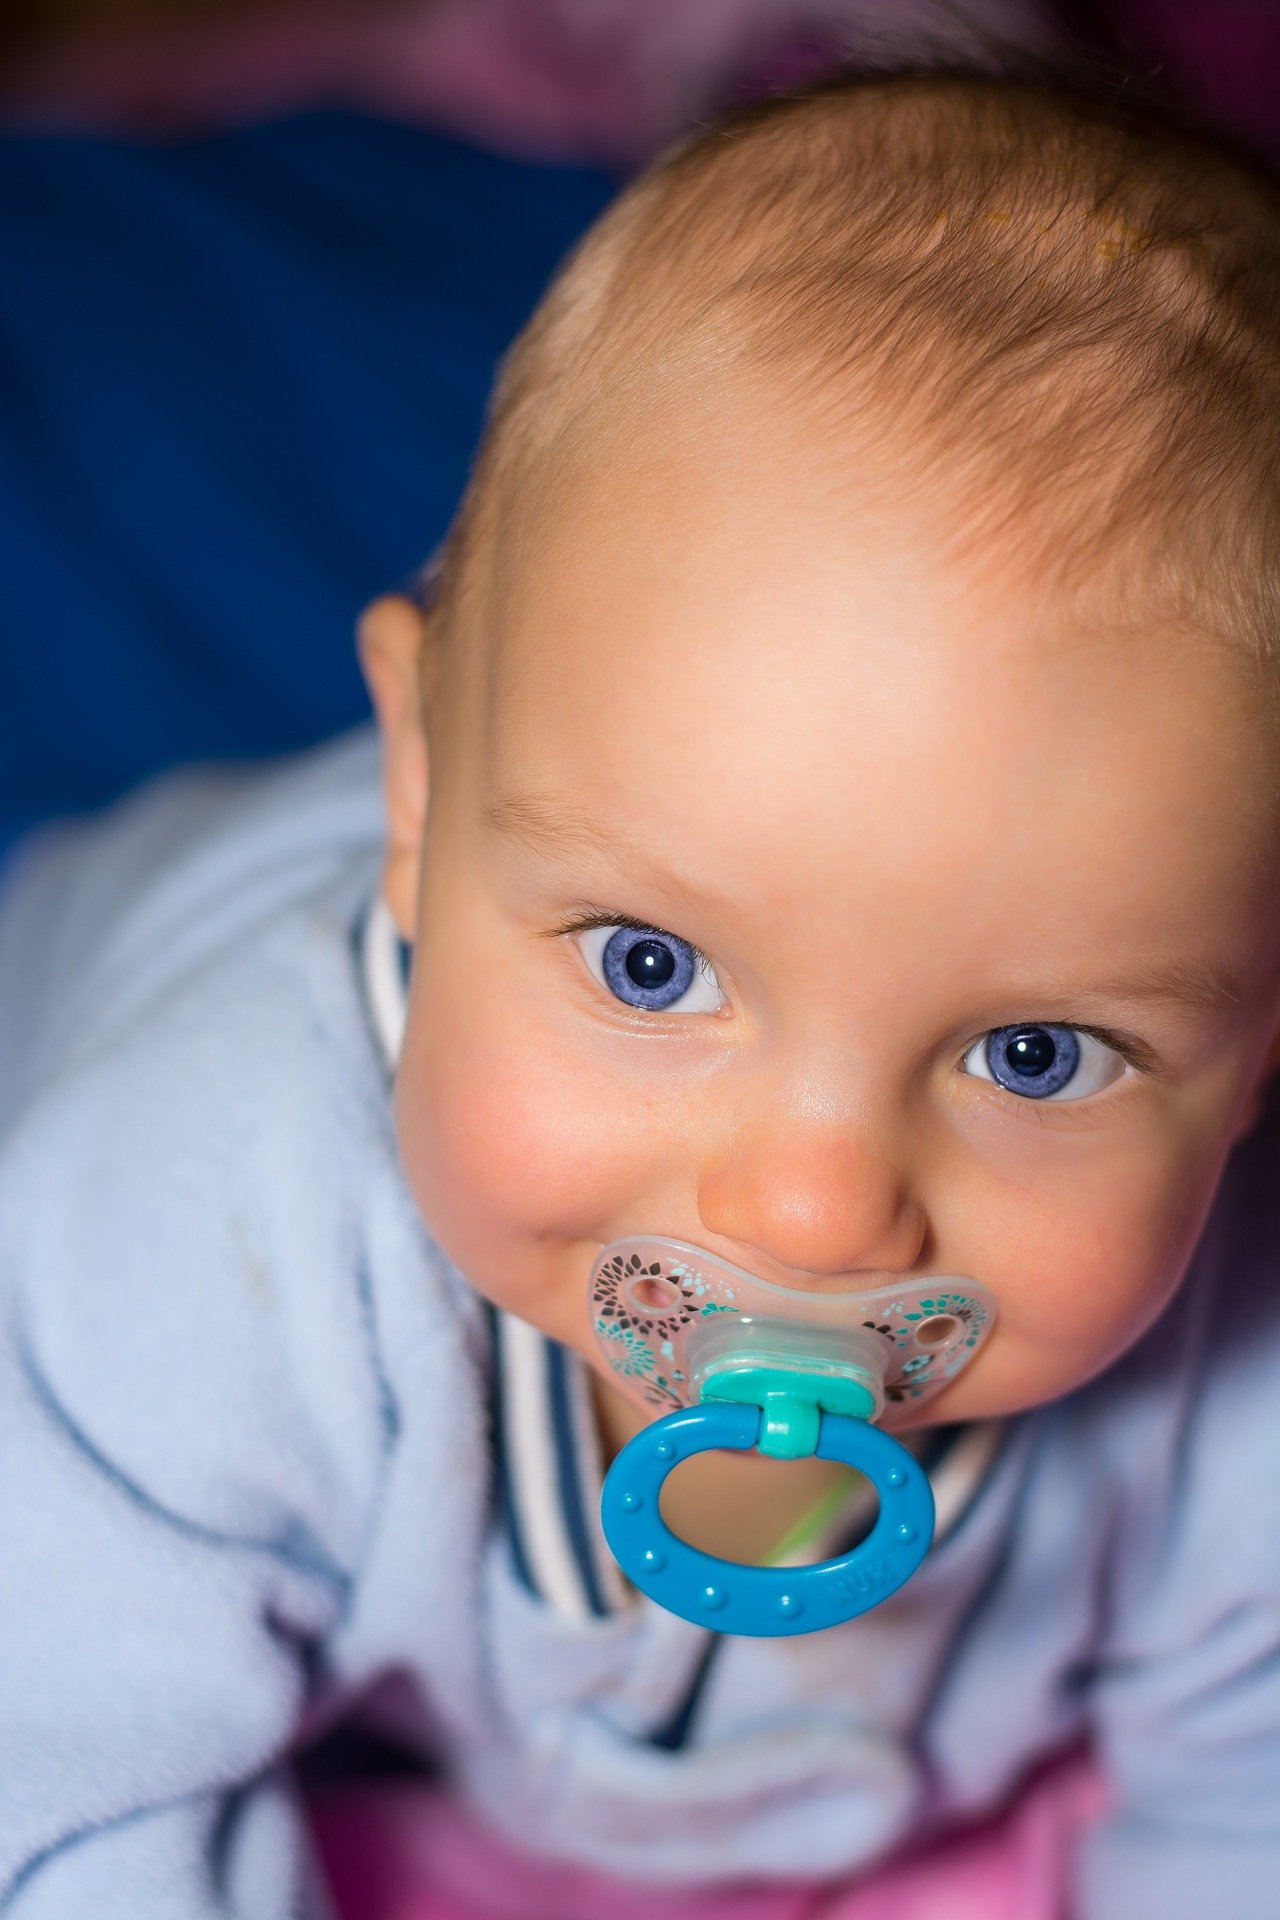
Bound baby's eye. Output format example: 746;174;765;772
576;924;726;1015
961;1023;1125;1101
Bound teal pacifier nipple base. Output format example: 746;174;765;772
701;1363;877;1459
600;1402;935;1637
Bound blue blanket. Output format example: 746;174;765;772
0;112;613;853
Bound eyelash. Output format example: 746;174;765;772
973;1024;1156;1076
549;909;720;984
549;911;1160;1074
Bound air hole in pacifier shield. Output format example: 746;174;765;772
913;1313;960;1349
627;1272;683;1313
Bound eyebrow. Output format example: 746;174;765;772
485;790;629;862
1063;960;1244;1021
485;790;1246;1021
484;786;716;920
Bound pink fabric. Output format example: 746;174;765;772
310;1754;1106;1920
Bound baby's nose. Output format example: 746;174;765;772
696;1124;926;1286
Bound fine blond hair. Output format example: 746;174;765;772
443;72;1280;662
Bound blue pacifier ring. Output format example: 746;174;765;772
600;1403;935;1637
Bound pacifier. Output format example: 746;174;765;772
593;1238;996;1637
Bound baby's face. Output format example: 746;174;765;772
369;389;1280;1427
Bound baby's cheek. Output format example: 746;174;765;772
955;1117;1227;1411
392;997;631;1281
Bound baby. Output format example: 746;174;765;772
2;70;1279;1920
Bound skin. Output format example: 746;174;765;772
361;381;1280;1562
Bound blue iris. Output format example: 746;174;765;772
985;1024;1081;1098
601;927;698;1011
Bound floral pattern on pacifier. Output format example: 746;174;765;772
590;1240;994;1423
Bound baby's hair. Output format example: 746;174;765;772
442;70;1280;664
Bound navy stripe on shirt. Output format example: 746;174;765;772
546;1338;613;1619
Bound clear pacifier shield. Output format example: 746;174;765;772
589;1236;995;1428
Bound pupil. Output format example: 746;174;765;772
1005;1027;1057;1077
625;939;676;989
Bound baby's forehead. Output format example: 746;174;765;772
475;467;1278;1025
481;396;1263;829
478;345;1176;731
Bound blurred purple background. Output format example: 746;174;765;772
4;2;1279;165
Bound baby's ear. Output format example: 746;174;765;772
358;593;431;941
